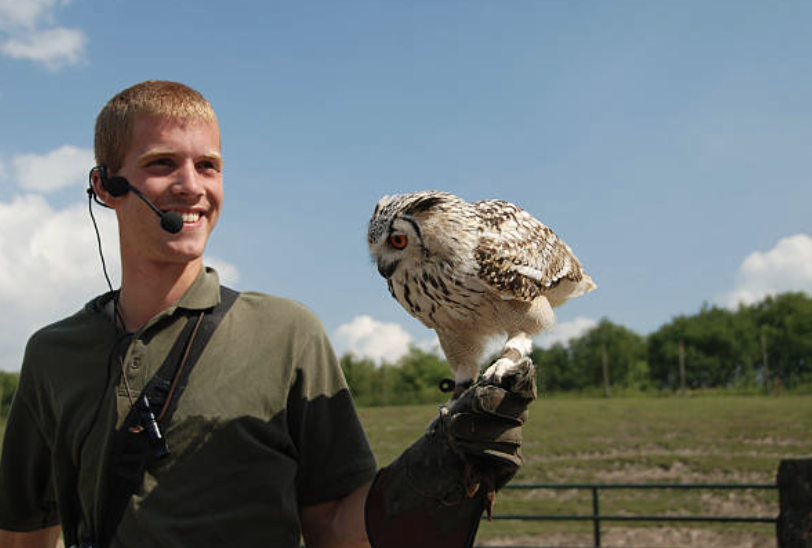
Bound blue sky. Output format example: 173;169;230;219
1;1;811;371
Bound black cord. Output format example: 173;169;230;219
87;188;115;295
87;188;126;331
71;187;131;546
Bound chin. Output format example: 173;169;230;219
163;239;207;262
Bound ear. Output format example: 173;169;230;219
89;167;116;208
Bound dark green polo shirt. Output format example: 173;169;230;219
0;267;377;548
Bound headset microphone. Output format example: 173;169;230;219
99;171;184;234
86;166;186;310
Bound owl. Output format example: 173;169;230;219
367;191;595;392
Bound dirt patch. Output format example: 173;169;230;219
741;436;809;448
698;491;775;517
592;461;770;484
479;526;774;547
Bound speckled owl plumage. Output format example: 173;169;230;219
367;190;595;386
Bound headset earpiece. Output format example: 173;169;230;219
102;175;131;197
94;166;131;197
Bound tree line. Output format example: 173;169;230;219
1;292;810;416
341;292;812;405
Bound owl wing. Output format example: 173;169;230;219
472;200;591;302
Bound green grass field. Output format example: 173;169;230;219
357;395;812;547
2;395;809;547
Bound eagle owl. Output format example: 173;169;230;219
367;191;595;390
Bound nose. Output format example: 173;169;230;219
171;160;204;196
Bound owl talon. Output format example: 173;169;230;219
463;462;481;497
485;490;496;520
482;357;517;383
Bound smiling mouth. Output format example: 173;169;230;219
163;210;202;224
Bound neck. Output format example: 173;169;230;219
117;259;203;332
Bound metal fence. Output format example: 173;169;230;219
478;482;778;548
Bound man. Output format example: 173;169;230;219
0;81;533;548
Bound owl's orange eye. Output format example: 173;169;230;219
389;234;408;249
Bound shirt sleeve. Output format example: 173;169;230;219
0;386;60;531
287;327;378;506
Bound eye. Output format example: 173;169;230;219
389;234;408;250
197;158;223;173
145;158;175;171
197;162;216;174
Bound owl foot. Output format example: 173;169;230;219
482;357;537;400
482;357;518;383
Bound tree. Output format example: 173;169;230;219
531;343;575;392
569;318;648;392
748;292;812;388
532;319;647;394
339;346;450;406
389;347;449;405
340;353;380;405
0;371;18;417
648;304;759;390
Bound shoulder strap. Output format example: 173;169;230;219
145;285;240;425
95;286;239;548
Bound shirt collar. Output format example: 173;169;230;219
87;266;222;323
170;266;222;313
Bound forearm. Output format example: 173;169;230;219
300;481;372;548
0;526;61;548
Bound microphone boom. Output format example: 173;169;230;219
103;173;184;234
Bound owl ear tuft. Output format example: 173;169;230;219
404;195;445;215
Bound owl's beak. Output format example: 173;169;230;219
377;259;399;279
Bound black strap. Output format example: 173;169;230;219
96;286;239;547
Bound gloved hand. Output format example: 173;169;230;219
442;356;537;515
365;357;537;548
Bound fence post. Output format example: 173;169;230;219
777;459;812;548
678;339;687;393
601;345;611;399
592;487;601;547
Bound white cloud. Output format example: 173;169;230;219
718;234;812;308
12;145;94;192
204;255;241;287
0;189;243;371
534;316;598;349
1;27;87;70
0;0;87;70
0;193;119;371
414;335;441;355
0;0;63;30
333;314;601;365
333;315;416;364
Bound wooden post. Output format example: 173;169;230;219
601;344;611;398
678;339;687;393
777;458;812;548
762;329;772;392
381;365;387;406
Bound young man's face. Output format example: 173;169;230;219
114;115;223;268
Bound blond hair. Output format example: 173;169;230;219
94;80;218;172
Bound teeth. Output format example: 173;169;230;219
180;212;200;223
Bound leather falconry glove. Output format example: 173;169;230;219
365;357;537;548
